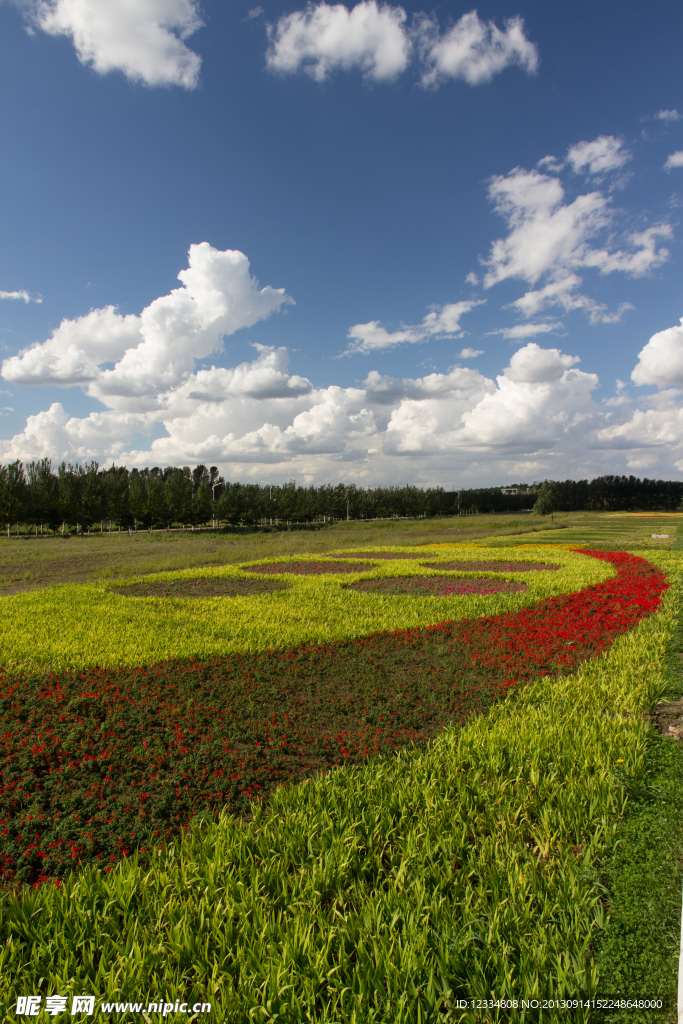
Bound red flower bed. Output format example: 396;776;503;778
244;560;376;574
421;560;560;572
0;551;666;888
345;576;527;596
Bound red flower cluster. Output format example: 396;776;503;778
0;551;666;888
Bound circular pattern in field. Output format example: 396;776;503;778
344;576;528;596
243;560;377;574
421;560;560;572
115;578;292;598
332;551;426;559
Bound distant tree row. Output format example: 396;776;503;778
532;476;683;515
0;461;680;535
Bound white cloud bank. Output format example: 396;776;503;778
267;4;538;87
25;0;203;87
6;286;683;482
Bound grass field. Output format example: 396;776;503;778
0;515;682;1022
0;510;678;595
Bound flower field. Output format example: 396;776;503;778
0;549;666;890
0;545;609;673
0;546;679;1022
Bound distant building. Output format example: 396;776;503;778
501;487;519;495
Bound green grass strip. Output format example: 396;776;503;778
591;557;683;1024
592;739;683;1023
0;553;680;1023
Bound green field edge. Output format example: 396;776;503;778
590;553;683;1023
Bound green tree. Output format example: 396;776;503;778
0;462;26;536
534;480;560;516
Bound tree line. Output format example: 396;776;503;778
532;476;683;514
0;461;680;535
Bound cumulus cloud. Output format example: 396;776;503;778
458;347;483;358
656;110;680;122
266;3;537;88
479;162;670;323
631;317;683;388
503;342;579;383
416;10;538;88
459;348;596;449
2;243;293;403
0;290;41;303
566;135;631;176
665;152;683;171
27;0;203;88
343;299;482;354
266;1;411;81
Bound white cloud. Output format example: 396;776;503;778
665;152;683;171
28;0;203;88
656;110;680;122
489;321;561;341
266;1;411;82
508;275;634;325
343;299;482;354
458;347;483;358
566;135;631;176
2;243;293;402
631;317;683;388
0;290;41;303
266;4;538;88
480;163;670;322
417;10;537;89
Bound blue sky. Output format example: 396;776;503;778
0;0;682;486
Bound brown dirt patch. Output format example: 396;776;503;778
344;576;528;596
243;560;377;574
114;578;292;598
645;697;683;741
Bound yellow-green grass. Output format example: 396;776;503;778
0;551;678;1022
0;545;611;673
